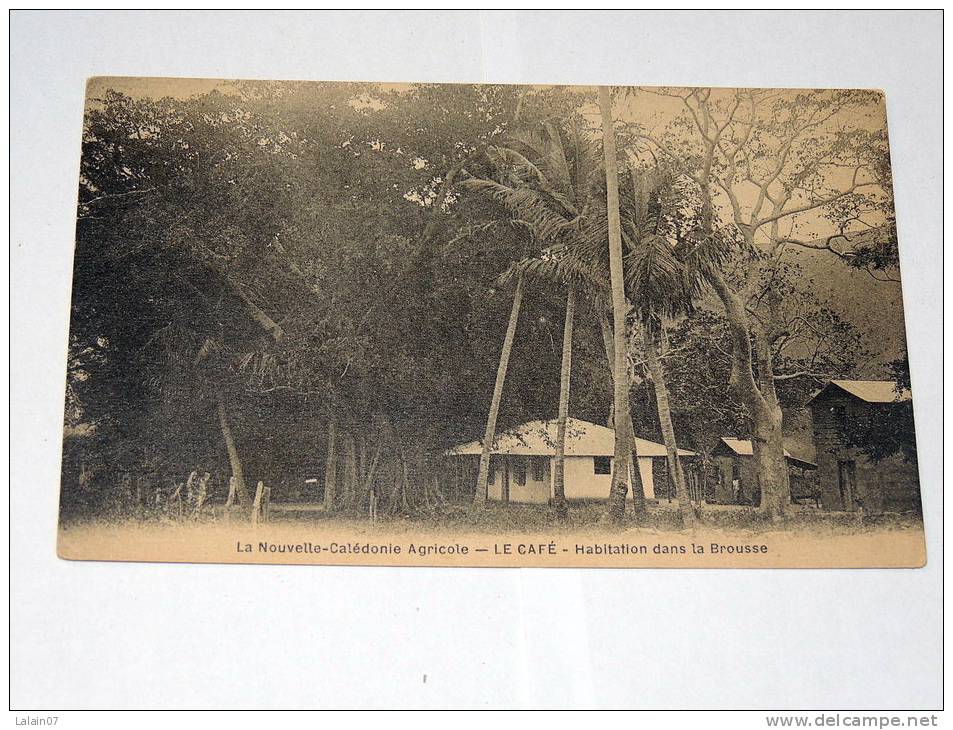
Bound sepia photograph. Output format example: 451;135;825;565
57;77;924;568
10;9;942;716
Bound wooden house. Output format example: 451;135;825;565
709;437;817;505
808;380;920;512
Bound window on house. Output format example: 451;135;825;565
512;457;527;486
531;457;546;482
593;456;612;475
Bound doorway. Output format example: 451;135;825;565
837;460;856;511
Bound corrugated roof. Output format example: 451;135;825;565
448;418;695;458
829;380;912;403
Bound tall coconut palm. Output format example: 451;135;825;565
595;302;647;514
621;164;726;528
553;284;576;519
574;143;721;527
628;269;695;527
471;273;523;506
503;252;610;518
598;86;634;525
500;136;654;517
462;118;604;511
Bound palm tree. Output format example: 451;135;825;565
622;165;725;528
467;113;680;521
500;128;657;519
595;303;647;514
553;285;576;519
472;274;524;505
598;86;634;525
462;119;604;512
627;168;692;525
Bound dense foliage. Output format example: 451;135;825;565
61;83;908;520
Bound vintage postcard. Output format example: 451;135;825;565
58;77;925;568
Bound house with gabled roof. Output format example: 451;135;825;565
807;379;920;512
710;437;817;505
447;417;694;504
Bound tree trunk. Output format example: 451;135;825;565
599;86;633;525
752;415;789;518
707;268;789;520
752;324;791;513
400;456;411;512
474;274;524;505
369;488;379;523
363;439;383;498
387;458;402;514
598;306;646;514
628;452;646;514
358;434;367;488
553;286;576;520
324;417;337;511
598;308;616;429
344;434;358;509
643;321;694;528
216;390;250;507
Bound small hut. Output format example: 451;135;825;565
710;437;817;505
807;379;919;512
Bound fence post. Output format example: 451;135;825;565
225;476;238;508
192;472;210;517
369;489;378;523
251;481;265;526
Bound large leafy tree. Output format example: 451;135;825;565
628;87;892;519
66;89;293;516
65;82;587;518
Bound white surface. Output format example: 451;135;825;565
485;454;657;502
9;10;942;709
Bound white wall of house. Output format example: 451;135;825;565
637;456;656;500
514;456;550;503
561;456;614;500
564;455;657;501
486;454;658;503
487;456;550;503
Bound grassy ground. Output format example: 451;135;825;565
266;498;923;535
